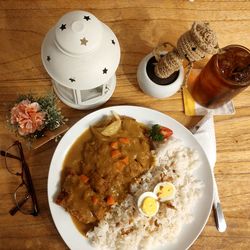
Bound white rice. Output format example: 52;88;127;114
87;137;203;250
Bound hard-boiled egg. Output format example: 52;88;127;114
137;192;159;217
154;182;176;201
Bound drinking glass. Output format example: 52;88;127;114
188;45;250;109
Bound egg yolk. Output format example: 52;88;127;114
141;197;158;216
158;185;174;199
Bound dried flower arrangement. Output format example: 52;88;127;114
8;92;68;146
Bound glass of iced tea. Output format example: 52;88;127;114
188;45;250;109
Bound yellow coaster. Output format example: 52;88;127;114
183;86;196;116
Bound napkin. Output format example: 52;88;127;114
191;107;227;232
193;113;216;168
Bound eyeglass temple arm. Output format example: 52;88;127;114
0;150;21;160
9;193;30;216
21;161;39;215
17;144;39;216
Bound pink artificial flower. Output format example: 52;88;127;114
10;99;46;136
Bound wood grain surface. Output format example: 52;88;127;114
0;1;250;249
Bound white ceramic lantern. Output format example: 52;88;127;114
41;10;120;109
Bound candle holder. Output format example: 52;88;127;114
41;10;120;110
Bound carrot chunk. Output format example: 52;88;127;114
106;195;116;205
91;196;99;205
111;150;121;159
80;175;89;183
55;196;63;205
120;156;129;165
110;141;119;149
119;137;130;144
114;161;126;171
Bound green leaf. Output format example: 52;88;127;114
149;124;164;141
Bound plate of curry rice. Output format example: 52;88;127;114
48;105;213;250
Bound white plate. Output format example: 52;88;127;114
48;105;213;250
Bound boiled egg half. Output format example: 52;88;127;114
154;182;176;202
137;192;159;217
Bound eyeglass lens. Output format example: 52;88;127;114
13;182;34;215
5;143;22;176
3;142;39;216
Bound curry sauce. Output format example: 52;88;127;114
56;116;153;235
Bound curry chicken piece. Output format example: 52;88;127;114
56;116;153;225
56;174;107;224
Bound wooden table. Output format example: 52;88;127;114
0;1;250;249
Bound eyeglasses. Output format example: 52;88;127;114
0;141;39;216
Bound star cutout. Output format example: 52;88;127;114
103;68;108;74
80;37;88;46
69;78;76;83
59;24;66;31
47;56;51;62
111;39;115;45
105;85;110;93
83;16;91;21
